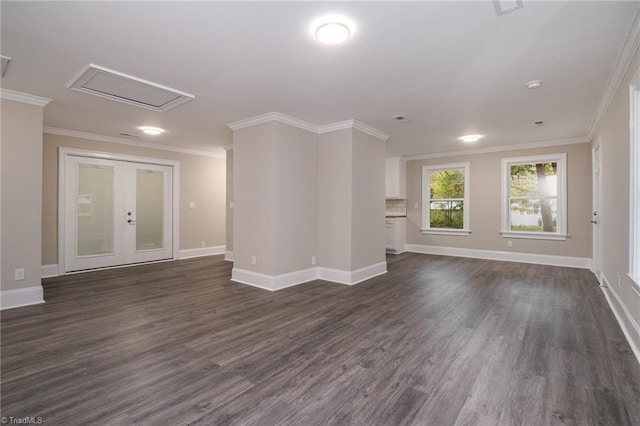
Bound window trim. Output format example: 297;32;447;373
421;162;471;236
629;70;640;288
501;153;567;241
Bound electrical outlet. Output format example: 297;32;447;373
311;256;316;266
507;240;513;248
251;256;257;265
414;203;419;209
200;241;205;248
14;268;25;281
617;275;621;288
230;201;234;209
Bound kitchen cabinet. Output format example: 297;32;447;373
385;156;406;199
385;217;406;254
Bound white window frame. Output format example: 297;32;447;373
421;162;471;236
501;153;567;241
629;70;640;288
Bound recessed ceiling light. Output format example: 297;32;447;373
527;80;542;89
458;134;484;143
315;22;351;44
139;126;165;136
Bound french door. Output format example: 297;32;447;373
64;155;173;272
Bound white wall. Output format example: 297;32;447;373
592;44;640;357
351;129;386;270
317;129;353;270
231;117;387;288
233;122;278;275
1;98;45;306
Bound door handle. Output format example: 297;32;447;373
590;220;598;224
127;219;136;224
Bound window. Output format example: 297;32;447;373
421;162;470;235
501;153;567;240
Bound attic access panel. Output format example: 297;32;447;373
68;64;194;112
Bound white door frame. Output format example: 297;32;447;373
592;139;603;283
58;147;180;274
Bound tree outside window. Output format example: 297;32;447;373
430;169;465;229
501;153;566;240
422;162;470;235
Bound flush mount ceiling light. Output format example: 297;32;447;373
458;134;484;143
315;22;351;44
527;80;542;89
139;126;165;136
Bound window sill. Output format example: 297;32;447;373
421;229;471;236
499;231;568;241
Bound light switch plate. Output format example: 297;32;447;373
189;201;196;209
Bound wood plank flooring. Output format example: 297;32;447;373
2;253;640;425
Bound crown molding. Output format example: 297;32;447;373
587;9;640;140
402;136;590;161
317;119;390;141
227;112;389;142
351;120;390;141
227;111;318;133
43;127;226;159
0;88;51;107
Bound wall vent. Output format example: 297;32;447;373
68;64;194;112
493;0;524;16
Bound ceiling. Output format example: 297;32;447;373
2;1;638;157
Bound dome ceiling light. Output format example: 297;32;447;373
315;22;351;44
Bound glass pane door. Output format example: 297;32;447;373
125;163;173;264
136;169;165;250
65;156;126;272
77;165;115;256
63;155;173;273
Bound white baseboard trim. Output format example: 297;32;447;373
601;276;640;365
224;251;234;262
178;245;226;260
42;264;59;278
318;261;388;285
231;267;318;291
405;244;591;269
232;261;388;291
1;286;45;310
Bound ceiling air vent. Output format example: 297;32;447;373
68;64;194;112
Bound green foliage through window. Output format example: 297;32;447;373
428;169;465;229
509;162;558;232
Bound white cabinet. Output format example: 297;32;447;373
385;217;406;254
385;156;406;199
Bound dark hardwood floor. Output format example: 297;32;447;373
2;253;640;425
